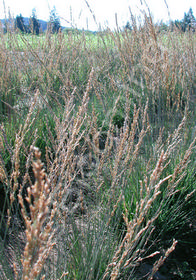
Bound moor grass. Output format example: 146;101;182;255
0;13;195;280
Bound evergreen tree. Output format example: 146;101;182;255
15;14;26;33
186;8;196;31
29;9;40;35
124;21;132;31
175;8;196;32
48;7;61;33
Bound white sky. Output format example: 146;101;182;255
1;0;196;30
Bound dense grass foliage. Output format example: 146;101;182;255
0;13;195;280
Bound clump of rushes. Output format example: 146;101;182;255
18;147;57;280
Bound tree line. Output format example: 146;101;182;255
4;7;61;35
125;8;196;33
3;7;196;34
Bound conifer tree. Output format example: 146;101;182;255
29;9;40;35
48;7;61;33
15;14;26;33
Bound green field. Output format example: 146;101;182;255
0;14;195;280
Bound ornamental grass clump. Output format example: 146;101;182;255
102;116;195;279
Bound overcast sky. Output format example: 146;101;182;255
1;0;196;30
